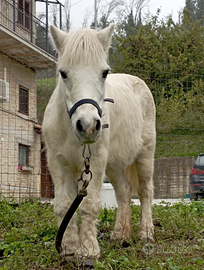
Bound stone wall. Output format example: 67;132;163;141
153;156;195;199
0;52;41;198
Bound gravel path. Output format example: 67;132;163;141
132;198;190;206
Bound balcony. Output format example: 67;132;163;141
0;0;57;70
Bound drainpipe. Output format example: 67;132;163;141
30;0;33;43
59;3;62;30
46;0;48;52
13;0;16;32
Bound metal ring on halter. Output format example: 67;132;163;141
82;145;91;159
80;169;93;183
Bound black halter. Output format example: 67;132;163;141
66;98;114;119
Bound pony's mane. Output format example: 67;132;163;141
60;28;107;66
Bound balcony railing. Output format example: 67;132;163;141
0;0;55;56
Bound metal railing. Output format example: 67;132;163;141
0;0;55;56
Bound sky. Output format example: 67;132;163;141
36;0;186;29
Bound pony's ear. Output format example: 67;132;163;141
50;25;67;52
97;23;115;52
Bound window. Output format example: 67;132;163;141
195;155;204;166
19;144;29;167
18;0;24;25
18;0;30;30
25;1;30;29
19;86;29;115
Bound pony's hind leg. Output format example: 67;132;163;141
136;152;154;242
107;168;132;241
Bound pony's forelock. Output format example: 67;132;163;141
60;29;107;66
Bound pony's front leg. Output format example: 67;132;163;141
48;155;79;260
77;172;104;260
54;180;79;259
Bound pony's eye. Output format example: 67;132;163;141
59;70;68;79
102;69;110;79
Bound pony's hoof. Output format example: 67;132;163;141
110;231;129;242
138;228;154;243
60;253;76;266
60;254;95;268
79;259;95;269
122;240;131;248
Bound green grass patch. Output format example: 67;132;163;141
0;197;204;269
156;134;204;158
37;78;57;124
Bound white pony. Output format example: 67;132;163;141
42;24;156;263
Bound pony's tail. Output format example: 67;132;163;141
125;163;138;196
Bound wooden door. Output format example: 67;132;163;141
41;143;54;198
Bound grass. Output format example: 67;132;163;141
0;197;204;269
37;78;57;124
155;134;204;158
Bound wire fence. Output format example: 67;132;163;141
1;59;201;201
1;6;204;201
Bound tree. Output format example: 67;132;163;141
114;0;150;36
82;9;92;28
91;0;124;29
185;0;196;20
63;0;71;31
50;4;58;27
185;0;204;21
196;0;204;20
128;0;149;23
122;8;142;36
111;9;204;101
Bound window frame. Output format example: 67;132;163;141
19;85;29;116
18;143;30;167
17;0;31;30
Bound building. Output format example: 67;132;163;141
0;0;57;198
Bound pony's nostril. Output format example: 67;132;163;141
76;120;83;132
95;119;101;131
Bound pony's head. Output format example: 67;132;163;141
50;24;114;144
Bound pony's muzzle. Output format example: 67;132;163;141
76;117;101;143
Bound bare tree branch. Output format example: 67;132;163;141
101;0;124;21
49;4;58;27
114;0;150;25
63;0;72;31
82;8;92;28
95;0;124;28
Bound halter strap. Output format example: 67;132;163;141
67;98;114;119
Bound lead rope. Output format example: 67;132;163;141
55;145;92;254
